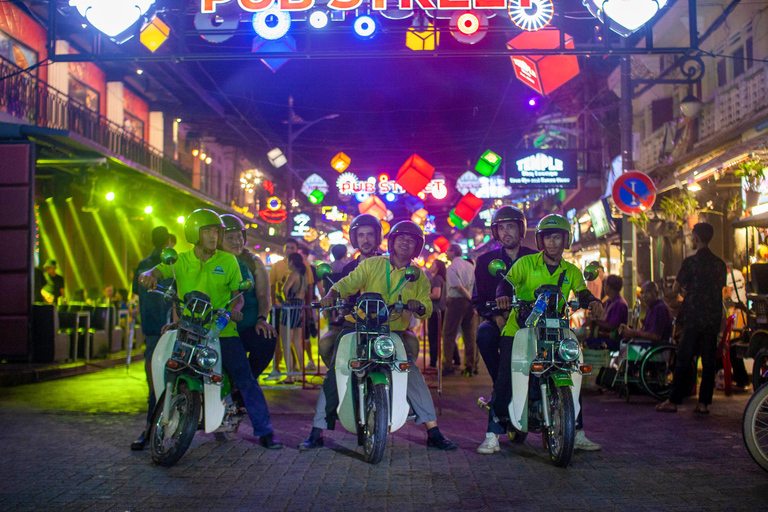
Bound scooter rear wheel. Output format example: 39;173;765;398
149;382;201;467
743;382;768;473
544;385;575;468
362;382;389;465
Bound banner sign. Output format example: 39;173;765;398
456;171;511;198
336;172;447;200
202;0;508;13
505;150;577;189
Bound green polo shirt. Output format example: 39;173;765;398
501;252;589;337
157;249;243;338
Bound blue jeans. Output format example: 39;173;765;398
476;320;502;383
144;334;161;425
220;336;274;437
239;327;278;378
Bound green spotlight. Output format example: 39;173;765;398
67;200;100;288
116;207;144;263
92;211;129;289
144;206;153;214
177;215;185;224
105;192;115;201
48;202;85;290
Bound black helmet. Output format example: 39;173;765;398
220;214;247;243
388;220;425;260
491;206;527;241
349;213;382;249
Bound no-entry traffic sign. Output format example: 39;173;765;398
611;171;657;215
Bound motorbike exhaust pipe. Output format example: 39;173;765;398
160;381;173;427
358;382;366;427
540;382;551;428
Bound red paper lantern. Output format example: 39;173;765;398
395;154;435;197
434;236;450;254
358;195;387;221
506;30;579;96
453;192;484;223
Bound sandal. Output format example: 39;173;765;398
693;404;710;415
655;401;677;413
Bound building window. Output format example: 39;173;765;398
124;111;144;140
69;77;100;112
651;97;673;132
733;46;745;79
0;30;38;73
746;37;753;70
717;59;727;87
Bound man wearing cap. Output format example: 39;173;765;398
299;220;457;451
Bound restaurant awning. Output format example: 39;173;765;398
732;211;768;229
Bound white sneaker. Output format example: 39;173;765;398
477;433;500;454
574;430;601;451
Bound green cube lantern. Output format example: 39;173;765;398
309;189;324;204
448;208;470;230
475;150;502;177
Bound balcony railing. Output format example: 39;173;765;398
0;57;192;188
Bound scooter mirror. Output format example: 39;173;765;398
584;261;600;282
488;259;506;278
160;248;178;265
238;279;253;292
316;262;332;281
404;266;419;282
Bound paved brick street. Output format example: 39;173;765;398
1;363;766;512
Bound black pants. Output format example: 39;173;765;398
427;310;442;367
239;326;278;378
489;335;583;434
476;320;501;383
670;321;719;405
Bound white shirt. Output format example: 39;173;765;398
727;268;746;303
446;257;475;299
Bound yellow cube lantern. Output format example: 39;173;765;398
140;15;170;53
331;152;351;172
411;208;428;225
406;22;439;51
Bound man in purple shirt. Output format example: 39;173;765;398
585;275;628;350
619;281;671;343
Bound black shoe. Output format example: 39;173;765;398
259;432;284;450
441;368;455;377
130;431;147;451
461;368;473;377
427;434;458;451
298;435;324;451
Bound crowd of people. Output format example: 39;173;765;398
121;206;733;455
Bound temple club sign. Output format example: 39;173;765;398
505;150;577;189
202;0;509;13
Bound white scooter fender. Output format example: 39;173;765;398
335;332;409;434
150;330;225;433
508;328;583;432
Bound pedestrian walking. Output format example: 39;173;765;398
442;244;477;377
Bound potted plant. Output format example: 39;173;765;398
627;211;649;235
735;158;766;208
659;190;699;231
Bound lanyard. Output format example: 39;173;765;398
386;259;410;300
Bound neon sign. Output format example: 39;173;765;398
231;201;255;219
322;206;348;222
258;195;287;223
202;0;508;14
505;150;577;189
336;173;446;200
290;213;312;237
508;0;554;31
456;171;511;199
301;173;328;198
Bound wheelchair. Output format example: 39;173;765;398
610;339;678;402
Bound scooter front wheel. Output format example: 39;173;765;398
544;385;575;468
362;382;389;464
149;382;201;467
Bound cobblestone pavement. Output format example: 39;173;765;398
1;362;766;512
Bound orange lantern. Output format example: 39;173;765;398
411;208;428;225
331;152;351;172
395;154;435;197
454;192;484;223
358;195;387;221
434;236;450;254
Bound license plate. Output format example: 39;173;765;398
545;319;560;328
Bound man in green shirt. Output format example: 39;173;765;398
299;221;457;451
477;214;603;454
138;209;283;449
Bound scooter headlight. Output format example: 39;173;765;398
558;338;580;362
196;347;219;369
373;336;395;358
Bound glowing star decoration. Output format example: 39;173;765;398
450;10;488;45
140;15;170;52
331;152;351;172
433;236;450;254
508;0;554;31
309;189;325;205
69;0;155;39
584;0;668;37
358;195;387;221
406;21;439;51
507;30;579;96
475;150;502;176
453;192;484;223
395;154;435;197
